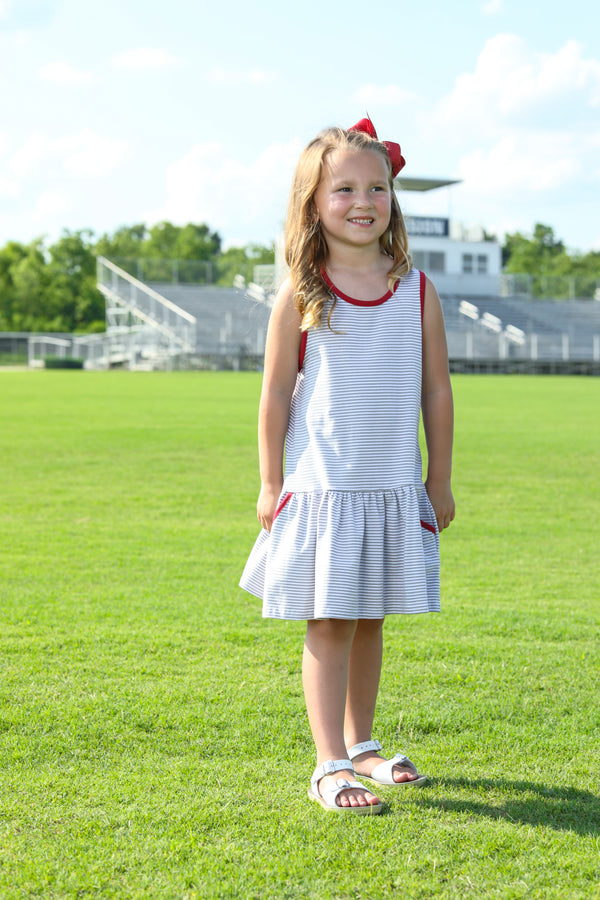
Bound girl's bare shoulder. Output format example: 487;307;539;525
264;276;302;364
272;275;295;308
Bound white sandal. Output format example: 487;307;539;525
348;740;427;787
308;758;383;814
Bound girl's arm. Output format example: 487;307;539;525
256;278;302;532
421;277;455;532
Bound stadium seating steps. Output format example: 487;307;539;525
150;282;600;363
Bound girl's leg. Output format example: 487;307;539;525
344;617;384;746
345;618;420;784
303;619;380;809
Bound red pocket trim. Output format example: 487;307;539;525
273;492;293;522
420;519;436;535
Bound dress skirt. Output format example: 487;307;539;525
239;484;440;620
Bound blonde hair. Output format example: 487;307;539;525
285;126;412;331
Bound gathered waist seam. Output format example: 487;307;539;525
283;485;424;496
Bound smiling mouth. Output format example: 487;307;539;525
348;217;374;225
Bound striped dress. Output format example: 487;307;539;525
239;267;440;620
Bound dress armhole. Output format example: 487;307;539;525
298;330;307;371
419;270;426;323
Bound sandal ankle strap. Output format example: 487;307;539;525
311;758;353;791
347;740;382;760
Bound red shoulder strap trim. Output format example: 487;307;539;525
419;270;426;323
298;330;307;371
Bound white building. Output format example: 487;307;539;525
397;176;502;297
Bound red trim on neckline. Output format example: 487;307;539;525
321;270;395;307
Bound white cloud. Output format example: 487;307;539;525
482;0;503;14
10;132;50;179
425;34;600;198
456;133;583;194
38;61;92;85
412;34;600;250
59;131;129;178
0;175;19;197
207;66;275;86
111;47;182;70
147;139;302;235
11;130;129;180
32;189;70;220
433;35;600;136
353;84;418;106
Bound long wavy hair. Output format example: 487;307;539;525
285;126;412;331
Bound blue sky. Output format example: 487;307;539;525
1;0;599;253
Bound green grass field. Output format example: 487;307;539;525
0;371;599;899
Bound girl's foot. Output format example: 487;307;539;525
318;768;381;809
351;749;421;784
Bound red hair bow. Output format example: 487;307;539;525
348;116;406;177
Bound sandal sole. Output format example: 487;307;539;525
360;773;427;788
307;789;383;814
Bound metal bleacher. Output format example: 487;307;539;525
67;257;598;373
147;283;271;358
440;294;600;369
88;257;271;370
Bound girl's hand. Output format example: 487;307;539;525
425;477;455;533
257;483;283;533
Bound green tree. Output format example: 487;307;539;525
174;223;221;260
46;230;105;332
0;239;49;331
503;223;600;298
94;221;223;282
144;221;181;260
503;223;566;271
215;243;275;286
0;241;28;329
0;222;277;333
0;232;104;333
95;223;148;261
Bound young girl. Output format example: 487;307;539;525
240;118;455;814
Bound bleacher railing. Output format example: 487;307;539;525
501;272;600;301
97;256;197;353
443;296;600;363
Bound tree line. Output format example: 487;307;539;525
0;222;275;333
0;221;598;334
502;224;600;299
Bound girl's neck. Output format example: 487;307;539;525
325;251;393;302
325;248;392;281
325;241;386;270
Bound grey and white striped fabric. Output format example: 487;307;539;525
240;267;440;619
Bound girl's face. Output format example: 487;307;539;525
313;148;392;252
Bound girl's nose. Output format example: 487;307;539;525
354;192;372;207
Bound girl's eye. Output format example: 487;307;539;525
338;186;352;192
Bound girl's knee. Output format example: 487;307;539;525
356;617;384;634
306;618;357;644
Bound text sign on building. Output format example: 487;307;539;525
405;216;449;237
